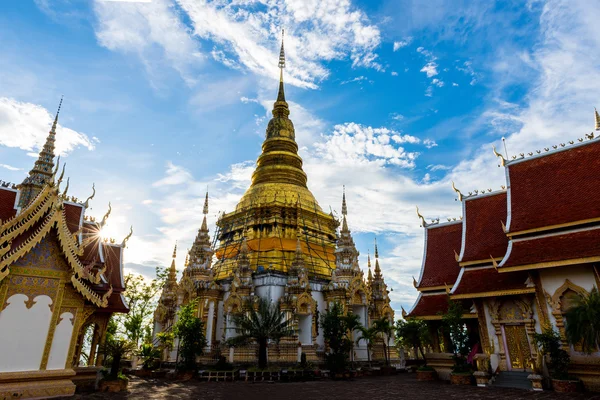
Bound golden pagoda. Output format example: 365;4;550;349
213;31;338;280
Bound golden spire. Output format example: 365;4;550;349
18;96;63;208
341;186;349;233
201;191;209;231
374;238;382;278
595;107;600;131
277;29;286;101
367;251;373;286
168;242;177;282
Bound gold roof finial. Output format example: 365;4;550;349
341;185;347;216
203;191;209;215
172;241;177;259
451;181;463;202
416;205;427;227
274;29;287;108
52;95;63;132
595;107;600;131
492;145;506;167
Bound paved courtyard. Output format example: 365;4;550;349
70;374;600;400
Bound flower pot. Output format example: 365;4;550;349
527;374;543;391
416;369;436;381
552;378;579;393
99;379;128;393
473;371;489;387
450;373;472;385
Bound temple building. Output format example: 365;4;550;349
153;34;394;363
0;100;129;399
406;115;600;389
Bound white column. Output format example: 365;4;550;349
206;300;215;347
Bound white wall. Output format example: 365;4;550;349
215;300;225;343
47;312;75;370
298;314;312;344
312;290;325;348
0;294;53;372
352;305;368;360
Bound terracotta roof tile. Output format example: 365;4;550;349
500;226;600;269
63;203;83;234
460;192;508;263
407;293;473;319
103;243;125;290
507;140;600;233
451;267;530;297
0;188;17;221
417;222;462;288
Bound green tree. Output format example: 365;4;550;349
228;298;294;369
137;343;160;370
173;300;207;371
156;331;175;361
113;274;162;347
320;302;353;374
372;316;395;366
342;313;363;367
442;300;470;373
565;287;600;354
396;319;430;363
533;327;571;380
356;326;378;363
101;338;136;380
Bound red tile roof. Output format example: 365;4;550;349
459;192;508;264
507;139;600;234
407;293;449;319
407;293;473;319
0;188;17;221
500;226;600;270
417;221;462;288
451;267;531;298
103;243;125;291
63;203;84;233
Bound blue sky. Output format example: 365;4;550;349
1;0;598;315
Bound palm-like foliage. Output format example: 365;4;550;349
565;287;600;354
372;317;395;366
101;338;136;380
229;298;295;369
342;313;363;366
356;326;378;363
396;319;430;363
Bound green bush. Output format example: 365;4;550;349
533;327;572;380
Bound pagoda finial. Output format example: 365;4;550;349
367;250;371;269
595;107;600;131
374;237;379;259
172;241;177;259
168;242;177;282
273;29;289;117
341;186;347;216
51;95;63;133
203;191;209;215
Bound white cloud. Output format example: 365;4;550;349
420;62;438;78
0;97;95;156
391;71;398;76
0;164;21;171
423;139;438;148
93;0;202;84
340;76;368;85
393;37;412;51
390;113;404;121
94;0;382;89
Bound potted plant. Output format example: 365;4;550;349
99;338;135;392
396;319;434;381
443;301;473;385
533;327;578;392
135;343;160;376
172;300;207;378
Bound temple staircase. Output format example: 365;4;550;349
492;371;531;390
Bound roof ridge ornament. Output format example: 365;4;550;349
416;206;427;227
492;145;506;167
595;107;600;131
451;181;463;202
83;183;95;209
121;225;133;247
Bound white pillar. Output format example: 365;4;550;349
206;300;215;347
229;346;235;363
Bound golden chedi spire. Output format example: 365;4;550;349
595;107;600;131
168;242;178;283
187;192;213;272
18;97;63;209
236;28;316;208
214;30;338;280
367;251;373;286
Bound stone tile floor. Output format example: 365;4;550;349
69;374;600;400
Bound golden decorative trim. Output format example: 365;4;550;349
508;216;600;238
417;313;478;321
450;288;535;299
499;256;600;272
458;258;503;267
417;285;448;292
